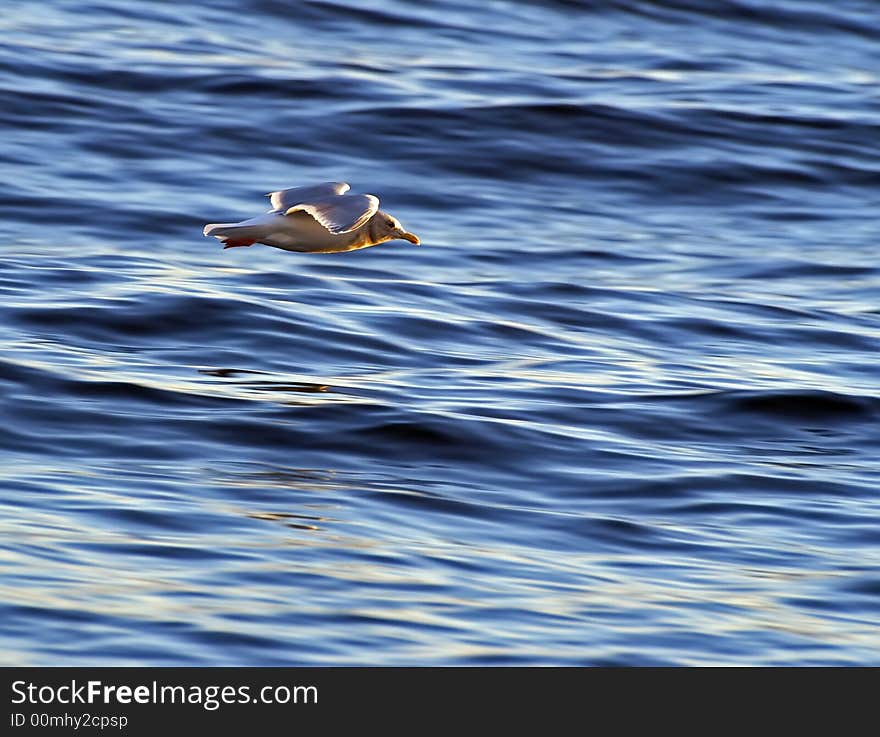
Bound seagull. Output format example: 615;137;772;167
203;182;420;253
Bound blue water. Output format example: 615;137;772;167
2;0;879;666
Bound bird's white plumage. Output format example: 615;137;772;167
204;181;420;253
267;182;350;212
285;193;379;234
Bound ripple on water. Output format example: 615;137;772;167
2;0;880;666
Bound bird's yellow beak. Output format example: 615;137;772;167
400;232;420;245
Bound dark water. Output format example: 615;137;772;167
2;0;880;665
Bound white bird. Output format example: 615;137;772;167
203;182;420;253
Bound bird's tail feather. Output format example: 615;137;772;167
203;223;242;239
204;213;276;246
203;222;263;249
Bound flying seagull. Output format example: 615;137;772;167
203;182;420;253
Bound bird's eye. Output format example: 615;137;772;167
386;220;395;227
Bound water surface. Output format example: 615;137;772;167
2;0;880;665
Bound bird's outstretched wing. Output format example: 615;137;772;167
267;182;350;212
285;193;380;234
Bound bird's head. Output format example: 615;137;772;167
372;211;420;246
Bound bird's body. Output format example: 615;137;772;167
203;182;420;253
